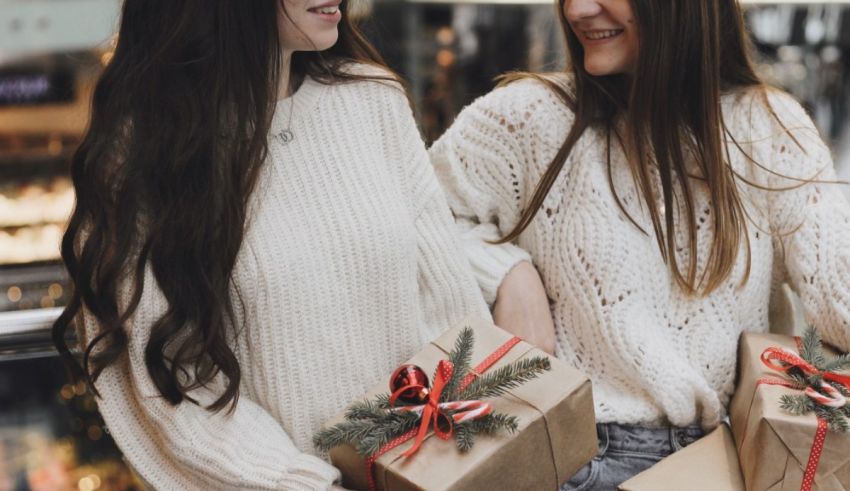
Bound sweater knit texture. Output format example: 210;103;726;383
85;66;489;490
429;75;850;430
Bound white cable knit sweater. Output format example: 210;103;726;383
84;67;489;490
429;75;850;430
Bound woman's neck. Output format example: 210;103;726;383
277;49;300;100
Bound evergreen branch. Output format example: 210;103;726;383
831;414;850;433
785;372;809;390
829;381;850;399
467;413;519;435
374;393;393;409
346;399;389;420
314;419;383;453
453;413;519;452
780;394;815;415
813;405;850;433
444;327;474;401
459;357;551;401
801;327;828;369
454;423;476;452
314;407;421;454
355;411;421;456
823;353;850;373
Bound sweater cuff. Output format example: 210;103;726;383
282;453;341;490
462;233;532;306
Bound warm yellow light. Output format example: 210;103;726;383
436;27;455;46
6;286;22;303
59;384;74;400
87;425;103;441
436;49;456;68
48;283;64;299
78;477;94;491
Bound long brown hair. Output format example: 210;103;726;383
52;0;403;412
499;0;766;295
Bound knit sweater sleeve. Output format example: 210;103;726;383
763;91;850;351
82;266;340;490
428;83;545;306
391;89;492;335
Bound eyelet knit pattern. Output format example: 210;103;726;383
429;75;850;430
82;66;489;490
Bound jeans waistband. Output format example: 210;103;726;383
596;422;705;456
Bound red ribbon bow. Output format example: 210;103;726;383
760;346;850;407
389;360;493;457
364;335;522;491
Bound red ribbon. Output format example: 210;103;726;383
364;335;522;491
757;337;850;491
398;360;455;457
760;346;850;391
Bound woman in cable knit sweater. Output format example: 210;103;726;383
430;0;850;488
51;1;487;489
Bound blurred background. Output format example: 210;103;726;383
0;0;848;489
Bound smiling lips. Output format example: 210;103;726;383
310;6;338;14
582;29;624;41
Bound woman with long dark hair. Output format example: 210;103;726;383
430;0;850;488
52;0;487;488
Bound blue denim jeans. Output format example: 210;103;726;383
560;423;706;491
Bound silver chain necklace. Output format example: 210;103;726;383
275;96;295;145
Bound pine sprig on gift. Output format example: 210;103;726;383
784;371;809;391
314;416;381;452
355;412;421;456
454;423;476;452
459;357;551;401
443;327;474;400
800;328;828;369
346;399;389;420
823;353;850;373
373;393;392;409
314;409;420;455
780;394;816;415
453;413;519;452
777;327;850;433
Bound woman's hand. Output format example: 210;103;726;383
493;261;556;355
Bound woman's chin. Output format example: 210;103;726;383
311;32;340;52
584;59;627;77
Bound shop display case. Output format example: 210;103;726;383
0;2;137;489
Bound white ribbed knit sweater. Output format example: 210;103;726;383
430;75;850;430
86;68;489;490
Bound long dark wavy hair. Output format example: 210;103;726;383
498;0;785;295
53;0;402;412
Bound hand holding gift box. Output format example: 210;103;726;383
315;317;598;491
729;329;850;491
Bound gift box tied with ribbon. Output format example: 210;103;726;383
729;329;850;491
316;317;598;491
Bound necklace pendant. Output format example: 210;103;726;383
277;129;294;145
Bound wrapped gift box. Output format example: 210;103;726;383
729;333;850;491
325;316;598;491
618;423;744;491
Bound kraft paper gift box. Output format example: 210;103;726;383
729;333;850;491
618;423;745;491
324;316;598;491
